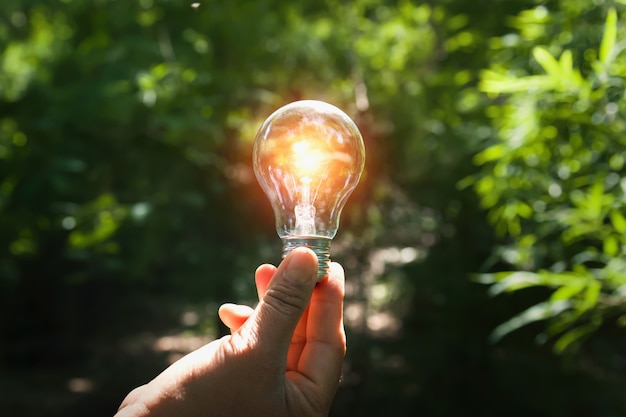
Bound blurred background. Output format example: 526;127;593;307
1;0;626;416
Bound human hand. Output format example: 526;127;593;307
116;247;346;417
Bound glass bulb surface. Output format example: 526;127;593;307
253;100;365;280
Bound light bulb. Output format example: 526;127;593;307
253;100;365;281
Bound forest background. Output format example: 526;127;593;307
1;0;626;416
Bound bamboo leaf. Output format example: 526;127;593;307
550;283;585;302
479;70;553;93
600;8;617;65
490;300;571;342
533;46;561;77
554;323;598;353
473;144;506;164
559;49;573;76
488;271;541;295
579;281;601;312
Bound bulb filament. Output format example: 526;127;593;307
294;176;316;235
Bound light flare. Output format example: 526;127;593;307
290;140;328;178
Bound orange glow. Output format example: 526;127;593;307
260;124;358;189
291;140;327;177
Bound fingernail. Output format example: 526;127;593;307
285;248;317;284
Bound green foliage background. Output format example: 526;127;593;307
1;0;625;416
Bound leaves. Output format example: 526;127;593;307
490;300;571;343
610;210;626;233
600;7;618;66
533;46;561;77
473;5;626;353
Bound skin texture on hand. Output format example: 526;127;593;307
115;248;346;417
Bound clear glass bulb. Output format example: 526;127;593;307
253;100;365;280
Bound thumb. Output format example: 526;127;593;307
242;247;318;358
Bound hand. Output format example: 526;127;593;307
116;247;346;417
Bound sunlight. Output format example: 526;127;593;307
67;377;94;393
366;311;401;337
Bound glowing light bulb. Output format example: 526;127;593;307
253;100;365;281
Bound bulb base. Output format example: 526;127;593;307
281;236;332;282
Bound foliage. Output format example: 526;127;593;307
472;0;626;352
0;0;625;417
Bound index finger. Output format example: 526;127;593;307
255;263;276;300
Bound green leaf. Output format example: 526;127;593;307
533;46;561;77
479;70;553;93
599;7;617;65
487;271;541;295
473;144;505;165
490;300;571;342
487;270;589;296
603;235;619;256
550;283;585;302
472;271;520;285
456;175;476;190
579;281;601;312
554;323;598;353
559;49;573;76
610;210;626;233
472;273;498;285
516;202;532;218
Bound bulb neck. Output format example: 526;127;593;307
281;236;331;282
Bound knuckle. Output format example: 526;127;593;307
263;281;309;317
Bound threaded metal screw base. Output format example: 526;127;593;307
281;236;332;282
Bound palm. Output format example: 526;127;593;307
219;262;346;414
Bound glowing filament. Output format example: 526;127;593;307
295;176;315;235
291;140;326;177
